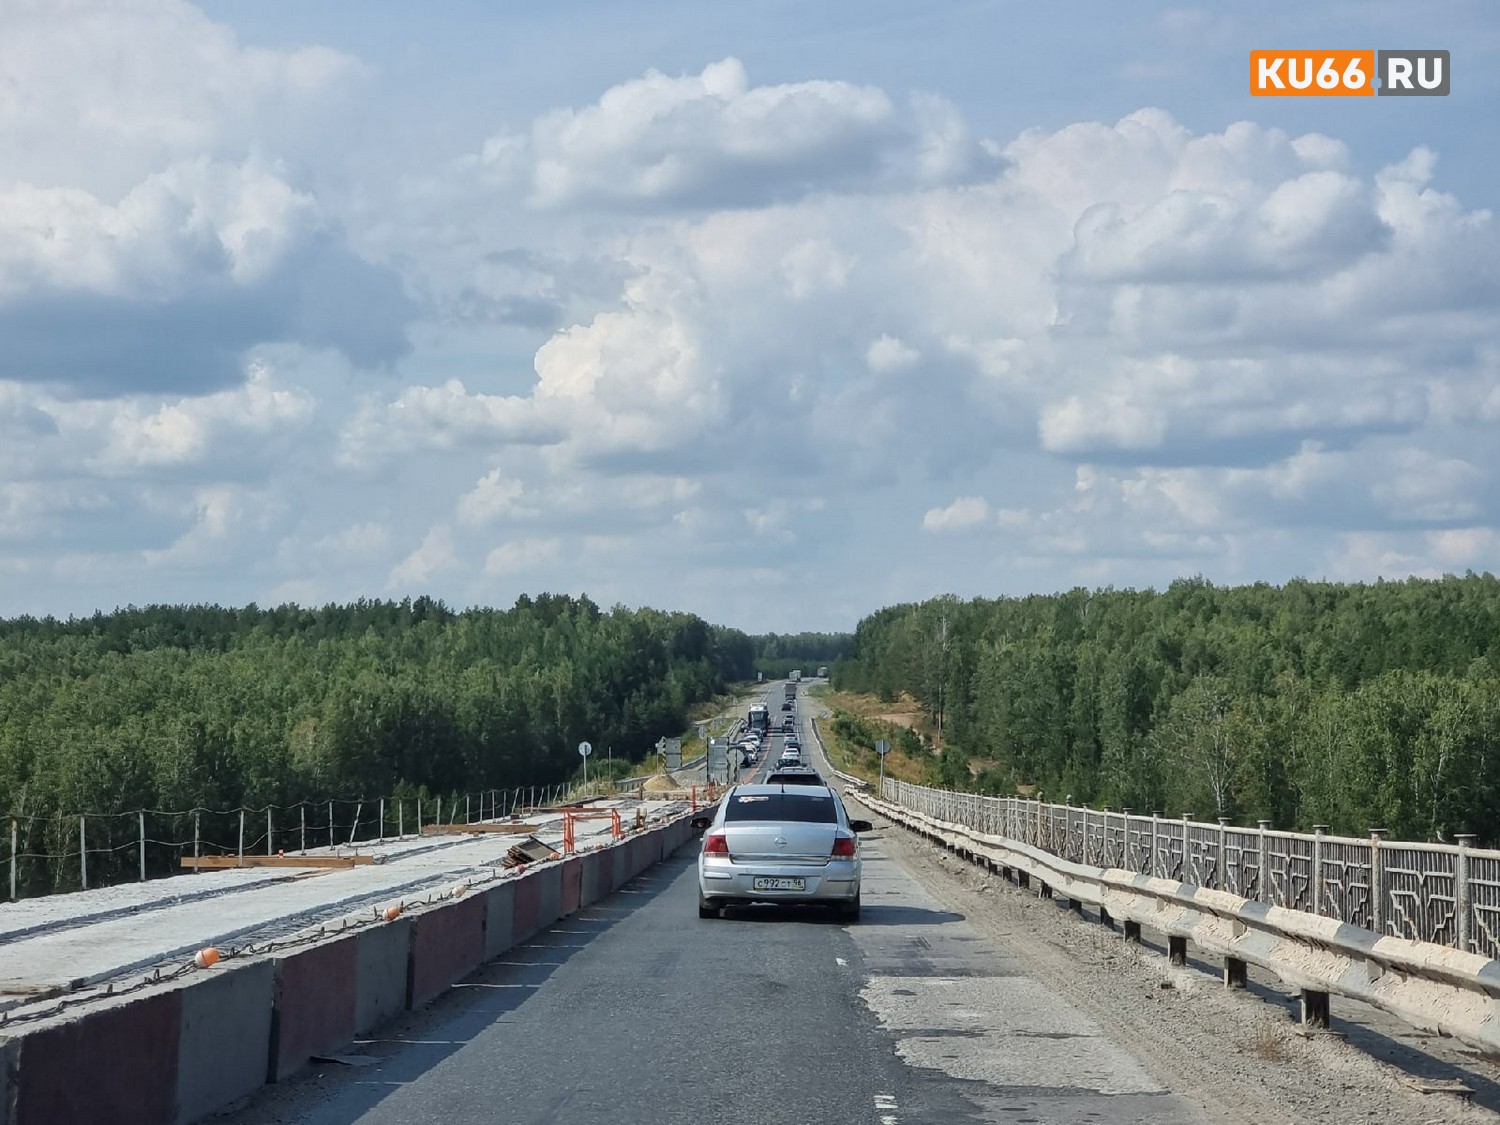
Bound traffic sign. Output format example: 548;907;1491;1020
578;741;593;757
875;739;891;756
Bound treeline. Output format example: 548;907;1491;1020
750;631;853;679
0;594;752;831
836;576;1500;845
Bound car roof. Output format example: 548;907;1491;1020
732;782;834;797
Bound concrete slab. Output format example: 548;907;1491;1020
175;961;275;1125
13;989;181;1125
271;938;356;1081
354;917;412;1034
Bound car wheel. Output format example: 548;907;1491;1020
838;895;861;922
698;896;721;919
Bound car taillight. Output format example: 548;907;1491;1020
704;833;729;855
831;836;857;858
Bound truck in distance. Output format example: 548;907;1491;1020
748;704;770;734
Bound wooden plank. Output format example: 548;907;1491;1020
419;823;543;835
179;854;377;870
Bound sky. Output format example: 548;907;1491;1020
1;1;1498;633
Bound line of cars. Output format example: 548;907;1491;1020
693;692;871;922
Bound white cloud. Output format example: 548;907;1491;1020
867;334;919;373
388;524;457;587
484;537;562;577
922;496;991;532
468;58;988;211
457;469;527;527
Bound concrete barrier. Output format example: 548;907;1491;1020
512;870;542;945
535;863;563;930
561;857;583;915
610;840;629;892
1;808;697;1124
355;916;412;1034
580;850;605;906
483;881;516;960
408;895;486;1009
175;961;275;1124
1;1036;19;1125
12;989;181;1124
270;937;357;1081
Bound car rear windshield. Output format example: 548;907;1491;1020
724;792;837;823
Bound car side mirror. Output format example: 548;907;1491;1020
849;819;873;833
690;815;713;834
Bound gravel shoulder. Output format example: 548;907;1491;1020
846;790;1500;1125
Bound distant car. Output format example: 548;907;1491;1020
781;700;793;712
782;716;795;732
693;783;871;920
775;752;802;769
765;767;824;785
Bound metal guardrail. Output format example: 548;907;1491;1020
878;779;1500;960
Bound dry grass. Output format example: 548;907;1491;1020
1251;1021;1291;1062
810;686;935;785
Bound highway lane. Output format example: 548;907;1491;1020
227;780;1211;1124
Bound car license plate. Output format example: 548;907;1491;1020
753;876;805;891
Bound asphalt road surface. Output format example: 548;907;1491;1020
231;783;1210;1124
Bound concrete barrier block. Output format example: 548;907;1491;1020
14;989;181;1125
174;961;275;1125
483;881;516;960
536;863;563;927
561;857;582;915
512;871;542;945
271;937;357;1081
1;1036;18;1125
580;851;605;906
355;916;413;1034
409;895;485;1009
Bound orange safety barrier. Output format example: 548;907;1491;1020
561;808;623;854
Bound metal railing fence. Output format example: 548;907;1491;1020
879;778;1498;959
5;781;603;902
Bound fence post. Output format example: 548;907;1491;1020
1312;826;1328;916
467;795;471;825
398;799;404;839
379;797;386;842
1257;819;1272;904
1150;812;1160;878
417;797;422;835
328;800;334;848
1370;829;1387;935
10;816;17;900
300;804;306;854
348;801;363;845
194;810;201;873
437;797;443;830
1082;804;1091;868
268;807;274;857
139;811;147;882
79;815;87;890
1217;817;1229;891
238;809;245;867
1181;814;1192;883
1456;834;1476;952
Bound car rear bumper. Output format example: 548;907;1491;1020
698;857;860;903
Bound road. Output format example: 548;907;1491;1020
225;705;1210;1124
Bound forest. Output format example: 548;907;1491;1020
834;575;1500;845
0;595;764;891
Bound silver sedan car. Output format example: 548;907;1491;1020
692;783;871;920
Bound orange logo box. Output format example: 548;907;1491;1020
1250;50;1375;96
